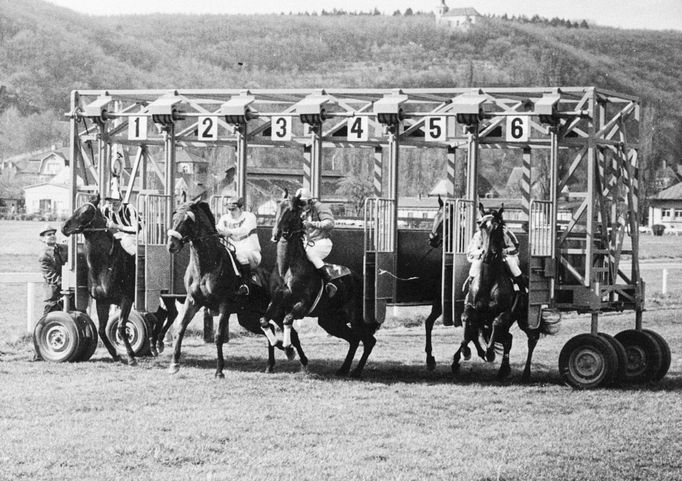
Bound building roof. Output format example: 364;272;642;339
443;7;481;17
655;181;682;200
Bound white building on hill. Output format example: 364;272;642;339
435;1;482;30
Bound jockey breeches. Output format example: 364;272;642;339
305;238;332;269
235;249;261;269
114;232;137;256
468;254;522;277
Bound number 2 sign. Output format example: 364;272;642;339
506;116;529;142
197;116;218;141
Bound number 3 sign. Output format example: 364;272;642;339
506;116;529;142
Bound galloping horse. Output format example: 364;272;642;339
61;194;137;364
452;204;540;381
265;192;378;377
166;201;307;377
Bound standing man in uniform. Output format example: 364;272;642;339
216;196;261;296
296;187;337;298
100;182;141;256
38;225;67;316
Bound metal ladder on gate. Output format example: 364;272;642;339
528;200;554;328
363;198;396;325
442;199;476;326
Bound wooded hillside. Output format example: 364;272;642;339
1;0;681;200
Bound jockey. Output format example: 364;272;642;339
216;196;261;296
100;181;141;257
466;221;527;293
297;187;337;298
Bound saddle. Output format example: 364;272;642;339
324;263;351;280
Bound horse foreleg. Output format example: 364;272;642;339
350;330;376;379
155;297;179;354
214;305;231;379
169;298;199;374
452;319;476;374
288;327;308;373
117;297;137;366
486;312;512;363
522;330;540;383
265;341;276;373
282;301;307;348
497;332;513;380
96;301;119;362
318;314;359;377
424;298;442;371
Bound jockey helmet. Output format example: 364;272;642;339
225;196;244;210
295;187;312;202
39;225;57;237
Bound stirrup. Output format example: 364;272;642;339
236;284;250;296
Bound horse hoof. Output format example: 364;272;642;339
157;342;165;354
497;366;511;380
285;347;296;361
215;371;225;379
128;358;138;367
350;369;363;379
335;368;349;377
149;346;158;358
168;363;180;374
451;363;460;375
299;364;308;374
462;346;471;361
264;365;274;374
485;350;496;363
426;356;436;371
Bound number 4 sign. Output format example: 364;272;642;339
506;116;529;142
347;117;369;142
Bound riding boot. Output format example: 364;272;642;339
236;263;251;296
513;274;528;293
317;266;337;298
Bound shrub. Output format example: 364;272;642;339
652;224;666;236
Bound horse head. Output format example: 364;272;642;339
428;195;445;248
167;201;216;254
62;194;103;236
477;203;506;264
271;189;305;243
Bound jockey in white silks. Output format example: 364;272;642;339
297;187;337;298
466;223;527;293
101;182;141;257
215;196;261;296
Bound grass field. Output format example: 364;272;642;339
1;220;682;480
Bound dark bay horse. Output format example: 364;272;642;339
61;194;137;364
452;204;540;381
166;201;307;377
265;192;378;377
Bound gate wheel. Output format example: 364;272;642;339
33;312;81;363
597;333;627;386
641;329;671;381
70;311;98;362
614;330;663;383
558;333;619;389
106;310;150;356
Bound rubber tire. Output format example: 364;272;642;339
70;311;98;362
559;333;619;389
33;312;82;363
641;329;671;381
614;329;663;383
106;310;150;356
597;333;627;386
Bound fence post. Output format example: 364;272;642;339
26;282;37;334
662;268;668;294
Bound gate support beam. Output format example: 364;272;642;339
235;123;248;200
303;123;323;198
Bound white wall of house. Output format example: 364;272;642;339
24;184;70;217
649;203;682;231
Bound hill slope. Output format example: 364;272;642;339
1;0;681;196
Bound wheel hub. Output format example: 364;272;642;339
46;325;68;351
570;347;604;382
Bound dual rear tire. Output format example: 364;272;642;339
559;329;670;389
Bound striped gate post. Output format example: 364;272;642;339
521;147;531;219
447;146;456;197
303;144;312;192
374;146;382;197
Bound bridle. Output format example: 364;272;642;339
167;209;219;246
76;203;108;233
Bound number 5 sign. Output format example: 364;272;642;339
425;116;447;142
506;116;529;142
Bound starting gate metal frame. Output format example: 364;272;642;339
64;86;642;332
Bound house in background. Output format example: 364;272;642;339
435;1;482;30
24;167;84;219
648;182;682;233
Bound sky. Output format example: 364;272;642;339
44;0;682;31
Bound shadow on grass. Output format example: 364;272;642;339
140;350;682;391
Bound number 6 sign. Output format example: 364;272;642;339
506;116;529;142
